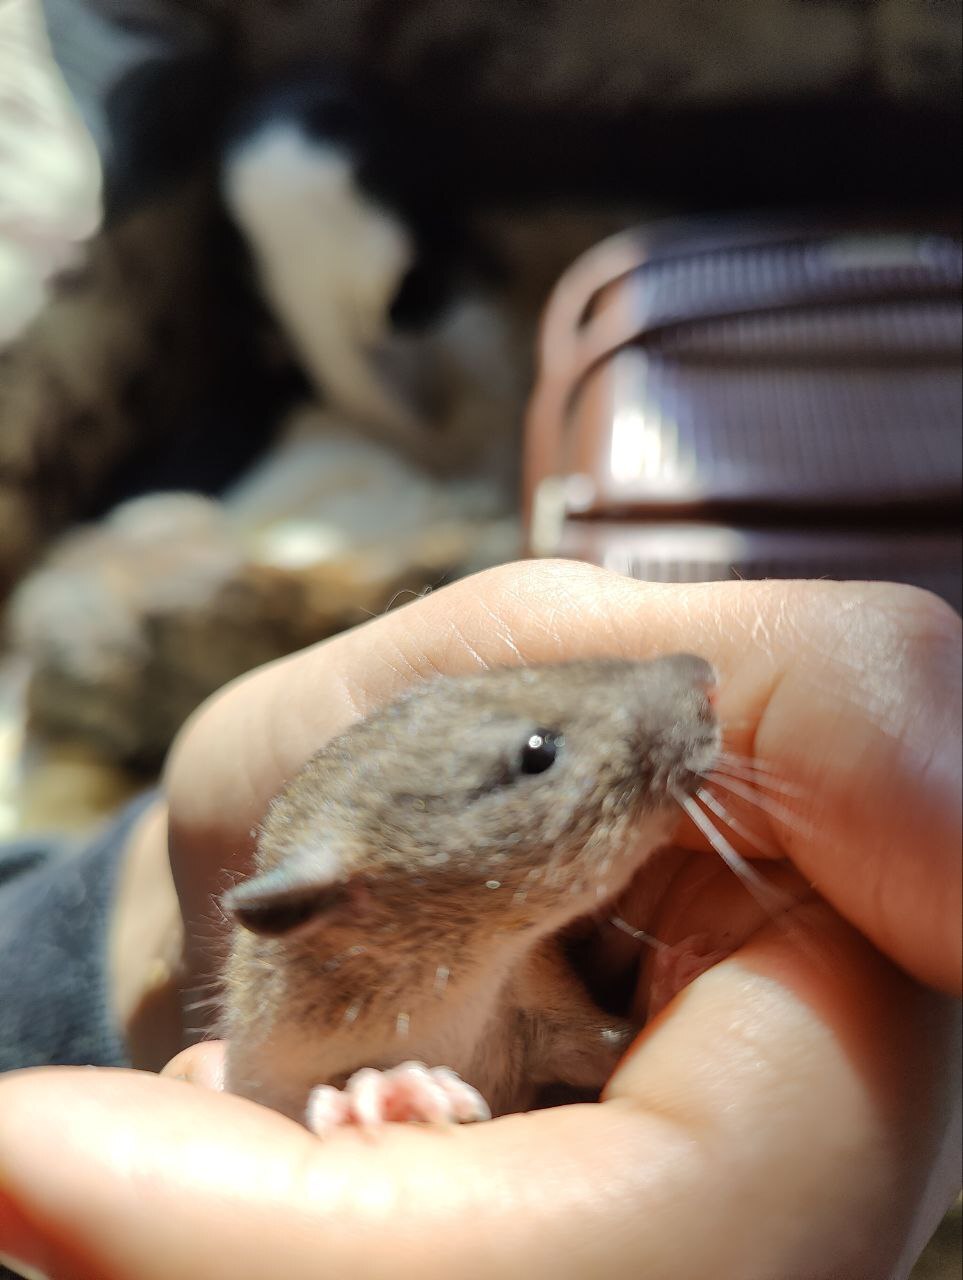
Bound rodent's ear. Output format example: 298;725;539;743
223;865;354;938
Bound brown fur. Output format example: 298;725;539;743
221;656;719;1122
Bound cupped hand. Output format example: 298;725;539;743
0;561;960;1280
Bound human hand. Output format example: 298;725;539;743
1;561;960;1280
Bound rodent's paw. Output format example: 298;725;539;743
306;1062;491;1135
646;933;734;1021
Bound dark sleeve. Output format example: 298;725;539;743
0;792;158;1074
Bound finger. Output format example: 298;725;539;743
161;561;961;992
0;907;957;1280
161;1040;228;1091
605;898;962;1278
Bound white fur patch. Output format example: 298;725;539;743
222;122;418;440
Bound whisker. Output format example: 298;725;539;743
705;773;814;841
717;750;788;777
711;758;805;798
609;914;671;953
183;996;222;1014
184;1017;218;1039
695;787;780;856
676;789;795;917
183;973;225;990
182;982;225;1002
182;983;223;1002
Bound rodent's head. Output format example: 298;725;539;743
224;656;719;940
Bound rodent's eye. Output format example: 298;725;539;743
519;730;560;776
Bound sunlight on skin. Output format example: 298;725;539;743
0;562;959;1279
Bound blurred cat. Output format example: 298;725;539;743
4;0;958;569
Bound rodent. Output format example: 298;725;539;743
220;655;720;1130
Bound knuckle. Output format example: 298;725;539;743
857;581;961;658
481;556;613;599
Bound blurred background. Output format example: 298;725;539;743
0;0;102;832
0;0;98;342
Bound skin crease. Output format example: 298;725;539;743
0;561;960;1280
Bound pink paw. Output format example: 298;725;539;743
306;1061;491;1134
647;932;732;1019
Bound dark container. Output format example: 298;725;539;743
524;216;962;613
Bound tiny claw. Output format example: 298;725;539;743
305;1084;352;1136
304;1063;492;1133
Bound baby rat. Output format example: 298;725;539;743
220;655;719;1131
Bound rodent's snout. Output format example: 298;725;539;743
654;653;719;705
640;654;721;784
